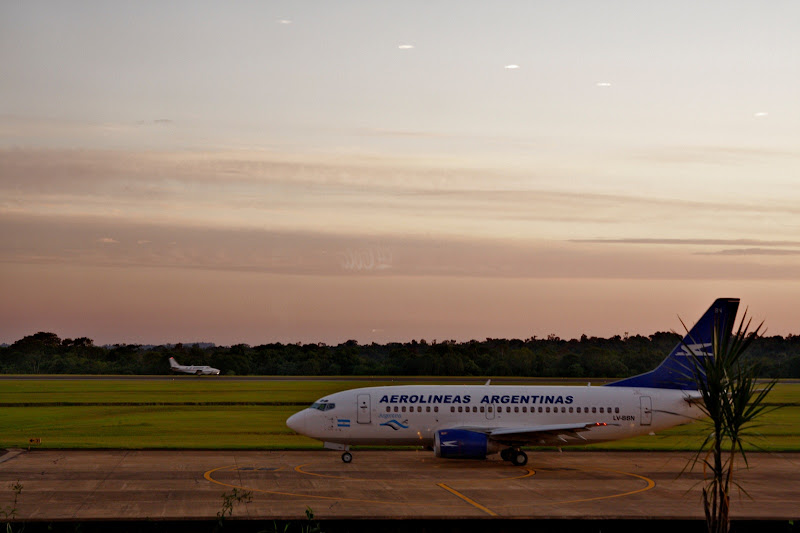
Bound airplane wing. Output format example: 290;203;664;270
452;422;613;445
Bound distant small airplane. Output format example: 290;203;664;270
168;357;220;375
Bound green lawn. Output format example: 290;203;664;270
0;379;369;405
0;378;797;451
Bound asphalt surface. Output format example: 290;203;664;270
0;449;798;521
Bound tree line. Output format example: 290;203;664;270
1;331;799;378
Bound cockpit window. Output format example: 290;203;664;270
310;402;335;411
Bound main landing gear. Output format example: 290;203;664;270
500;447;528;466
341;452;353;463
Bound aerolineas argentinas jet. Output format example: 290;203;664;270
287;298;738;466
168;357;220;375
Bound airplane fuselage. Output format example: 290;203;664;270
287;384;702;447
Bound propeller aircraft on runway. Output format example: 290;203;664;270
287;298;738;466
168;357;220;375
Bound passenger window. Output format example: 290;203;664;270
546;407;550;413
434;406;438;413
538;407;543;413
402;406;406;413
615;407;619;413
506;406;510;413
394;406;398;412
458;406;463;413
426;406;431;412
480;406;485;413
569;407;573;413
592;407;597;413
576;407;581;413
386;407;390;412
418;406;422;412
488;407;493;413
600;407;604;413
607;407;611;413
522;407;527;413
450;406;455;413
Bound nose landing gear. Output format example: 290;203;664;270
341;452;353;463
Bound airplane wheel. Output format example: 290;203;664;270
196;370;202;375
512;451;528;466
341;452;352;463
500;448;512;462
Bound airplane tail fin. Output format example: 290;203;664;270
606;298;740;390
169;357;179;368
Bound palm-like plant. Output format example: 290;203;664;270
682;309;777;533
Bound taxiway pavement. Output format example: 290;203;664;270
0;449;798;521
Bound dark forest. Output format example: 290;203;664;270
2;331;799;378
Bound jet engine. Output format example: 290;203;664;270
434;429;499;459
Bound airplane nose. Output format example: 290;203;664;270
286;411;306;434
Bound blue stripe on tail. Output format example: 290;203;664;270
606;298;740;390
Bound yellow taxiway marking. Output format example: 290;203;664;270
205;462;652;513
205;463;529;512
204;465;396;505
487;466;656;510
294;462;371;480
550;468;655;504
504;468;536;480
437;483;498;516
294;462;534;482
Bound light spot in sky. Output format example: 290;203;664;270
398;44;414;50
504;64;520;69
596;82;612;87
754;112;768;117
98;237;118;244
277;19;292;24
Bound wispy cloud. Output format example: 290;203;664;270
573;238;800;247
632;145;800;165
3;212;800;281
701;248;800;256
3;146;800;251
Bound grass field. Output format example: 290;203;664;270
0;378;797;451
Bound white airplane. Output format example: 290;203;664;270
168;357;220;375
286;298;739;466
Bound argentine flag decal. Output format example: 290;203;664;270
337;419;351;427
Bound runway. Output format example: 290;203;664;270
0;449;798;521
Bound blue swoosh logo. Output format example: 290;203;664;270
380;420;409;430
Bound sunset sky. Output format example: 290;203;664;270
2;1;799;346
